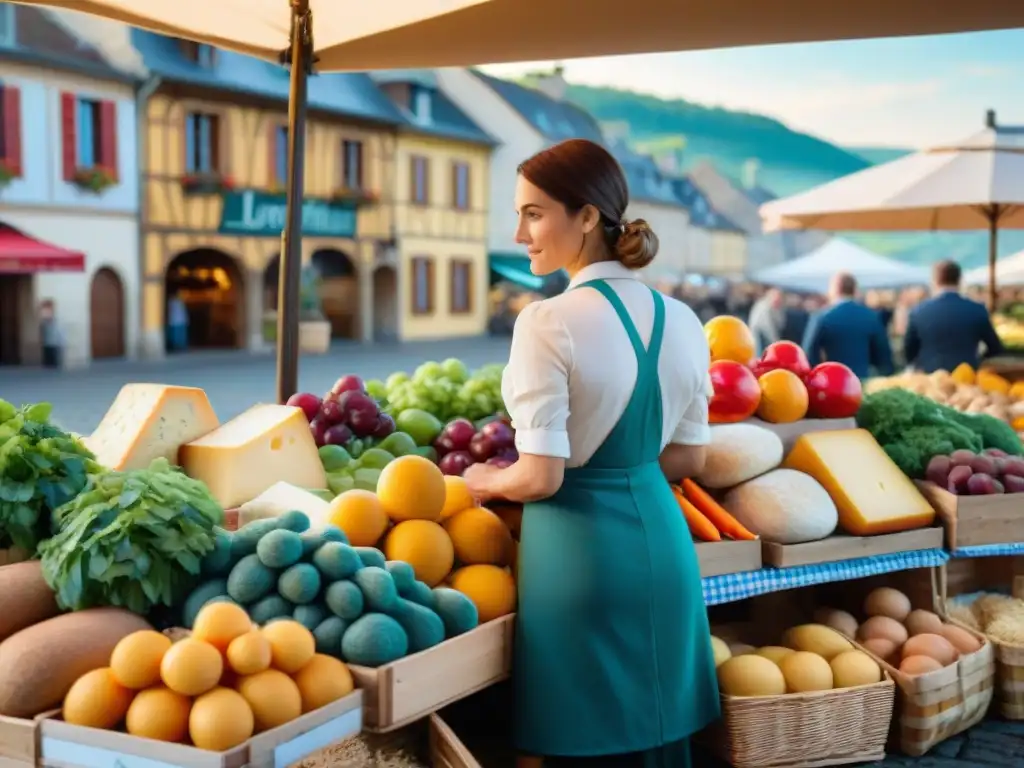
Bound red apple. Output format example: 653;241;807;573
708;360;761;423
804;362;862;419
756;341;811;379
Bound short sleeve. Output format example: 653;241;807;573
501;301;572;459
671;371;712;446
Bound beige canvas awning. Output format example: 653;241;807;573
10;0;1024;71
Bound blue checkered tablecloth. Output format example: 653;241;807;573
701;548;950;606
949;542;1024;558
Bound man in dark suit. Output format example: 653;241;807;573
802;273;894;379
904;260;1004;373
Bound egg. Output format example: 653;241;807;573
857;616;909;647
902;633;958;666
830;650;882;688
904;609;944;637
899;655;943;676
717;655;787;697
729;643;756;657
813;608;859;638
710;636;732;667
779;651;834;693
937;624;982;656
755;646;795;665
860;637;899;664
864;587;912;622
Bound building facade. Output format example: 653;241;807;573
132;31;413;357
0;5;142;367
373;71;494;340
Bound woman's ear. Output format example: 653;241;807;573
579;204;601;235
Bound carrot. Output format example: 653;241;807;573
670;484;720;542
681;479;757;541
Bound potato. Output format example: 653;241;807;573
0;608;151;717
0;562;59;641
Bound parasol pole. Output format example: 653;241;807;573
986;204;1000;312
276;0;313;404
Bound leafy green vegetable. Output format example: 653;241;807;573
943;410;1024;456
0;398;99;552
39;458;224;615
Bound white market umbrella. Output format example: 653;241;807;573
11;2;1023;400
753;238;928;294
964;248;1024;287
760;111;1024;309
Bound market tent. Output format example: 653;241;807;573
0;224;85;274
760;111;1024;309
17;1;1023;401
752;238;928;294
964;248;1024;287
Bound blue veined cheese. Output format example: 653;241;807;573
181;404;328;508
84;384;219;471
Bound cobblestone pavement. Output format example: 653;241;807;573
0;336;513;434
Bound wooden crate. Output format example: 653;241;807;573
0;712;55;766
762;528;943;568
696;540;762;577
350;615;514;733
915;481;1024;549
0;548;29;567
744;417;857;452
37;691;361;768
428;714;481;768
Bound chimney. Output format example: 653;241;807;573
535;63;567;102
985;109;997;129
742;158;760;190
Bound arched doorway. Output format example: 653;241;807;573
372;266;398;341
263;255;281;311
164;248;245;350
89;267;125;359
311;249;358;339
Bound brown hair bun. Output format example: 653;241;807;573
615;219;659;270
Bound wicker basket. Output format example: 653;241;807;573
863;567;996;756
706;678;895;768
994;642;1024;719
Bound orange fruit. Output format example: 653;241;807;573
226;630;272;675
327;489;389;546
189;687;254;750
63;668;134;729
192;601;253;654
444;507;513;566
704;316;756;366
236;669;302;732
160;638;224;696
293;654;355;713
126;686;191;742
450;565;517;623
756;369;809;423
376;455;446;522
110;630;172;689
261;620;315;673
441;476;476;519
383;520;455;587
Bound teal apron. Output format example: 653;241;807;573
514;279;720;762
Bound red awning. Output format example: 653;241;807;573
0;224;85;274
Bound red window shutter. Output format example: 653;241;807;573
60;92;77;180
99;100;118;180
2;86;22;176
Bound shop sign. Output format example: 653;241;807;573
218;190;357;238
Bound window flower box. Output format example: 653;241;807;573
0;160;15;189
331;186;379;205
181;172;234;195
71;167;117;194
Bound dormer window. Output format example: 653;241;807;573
182;40;216;68
0;5;15;48
411;86;432;124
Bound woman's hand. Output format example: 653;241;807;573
463;462;501;503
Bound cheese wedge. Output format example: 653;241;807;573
85;384;219;471
238;481;331;530
783;428;935;536
181;404;328;508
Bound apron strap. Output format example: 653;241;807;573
646;287;666;373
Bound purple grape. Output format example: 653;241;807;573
320;399;345;425
481;420;516;450
925;455;952;487
372;413;396;439
337;390;378;420
323;423;354;446
441;419;476;451
1003;474;1024;493
950;449;977;467
438;450;474;476
331;375;366;396
947;464;973;495
286;392;322;422
309;417;329;447
434;435;457;457
970;455;998;477
469;433;497;463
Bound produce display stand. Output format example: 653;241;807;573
428;713;480;768
0;711;55;768
745;417;857;452
761;529;944;568
350;615;514;732
697;541;762;578
914;481;1024;550
35;691;362;768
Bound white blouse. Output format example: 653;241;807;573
502;261;712;468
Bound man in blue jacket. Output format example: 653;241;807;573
802;273;894;379
904;260;1003;373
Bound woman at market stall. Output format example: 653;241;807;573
463;138;719;768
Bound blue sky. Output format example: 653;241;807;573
480;29;1024;149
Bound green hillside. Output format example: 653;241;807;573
526;79;1024;267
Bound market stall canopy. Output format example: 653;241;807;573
964;248;1024;287
9;0;1024;70
752;238;928;294
0;224;85;274
759;119;1024;233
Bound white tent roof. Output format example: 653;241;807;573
752;238;929;294
965;249;1024;287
